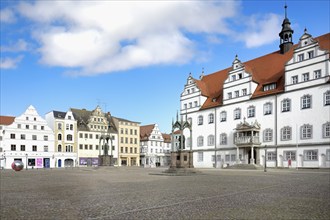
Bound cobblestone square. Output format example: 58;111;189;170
1;167;329;220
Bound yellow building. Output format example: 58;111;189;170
113;117;140;166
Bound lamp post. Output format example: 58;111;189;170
25;153;28;170
264;145;267;172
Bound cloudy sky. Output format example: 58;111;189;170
1;0;329;132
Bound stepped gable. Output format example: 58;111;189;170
140;124;155;141
0;116;15;125
193;33;330;110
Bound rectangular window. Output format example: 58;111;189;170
32;135;37;140
242;89;247;96
263;83;276;91
44;146;48;152
301;95;311;109
32;145;37;151
264;103;272;115
267;152;276;161
11;144;16;151
263;129;273;142
26;125;29;129
292;75;298;84
17;124;21;128
84;145;88;150
235;91;239;97
220;111;226;122
308;51;314;59
20;145;25;151
302;73;309;82
33;125;37;130
79;133;83;138
20;134;25;140
225;154;230;162
284;151;296;161
247;106;255;118
230;154;236;162
304;150;318;161
89;145;93;150
10;134;15;139
44;135;48;141
228;92;232;99
194;101;198;107
234;109;241;120
28;159;35;166
314;70;321;79
89;134;93;139
326;149;330;161
298;54;304;62
282;99;291;112
79;144;83;150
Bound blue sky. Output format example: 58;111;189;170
1;0;329;133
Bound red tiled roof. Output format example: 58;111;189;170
0;116;15;125
162;133;171;143
140;124;155;141
194;33;330;110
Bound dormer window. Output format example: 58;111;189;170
263;83;277;91
232;75;236;81
298;54;304;62
187;89;190;94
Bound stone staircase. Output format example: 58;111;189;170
225;164;263;170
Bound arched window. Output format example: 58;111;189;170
57;145;62;152
198;115;203;125
58;134;62;141
208;113;214;124
57;123;62;130
207;135;214;146
197;136;204;147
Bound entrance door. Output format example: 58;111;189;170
248;149;257;164
87;158;92;166
44;158;50;168
58;159;62;168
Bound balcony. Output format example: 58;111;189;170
234;136;260;146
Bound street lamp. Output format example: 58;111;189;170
264;145;267;172
25;153;28;170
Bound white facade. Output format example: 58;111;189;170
180;31;330;169
140;124;171;167
0;106;57;169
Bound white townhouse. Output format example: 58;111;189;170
45;110;78;167
140;124;171;167
0;105;57;169
179;12;330;168
71;106;119;166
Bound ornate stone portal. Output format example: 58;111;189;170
164;112;198;175
98;126;114;166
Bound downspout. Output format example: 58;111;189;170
214;108;217;168
275;94;278;167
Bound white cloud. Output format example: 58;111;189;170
0;8;16;23
15;1;239;76
0;55;24;69
0;39;28;52
235;13;282;48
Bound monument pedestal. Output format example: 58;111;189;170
98;155;113;166
163;151;199;175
